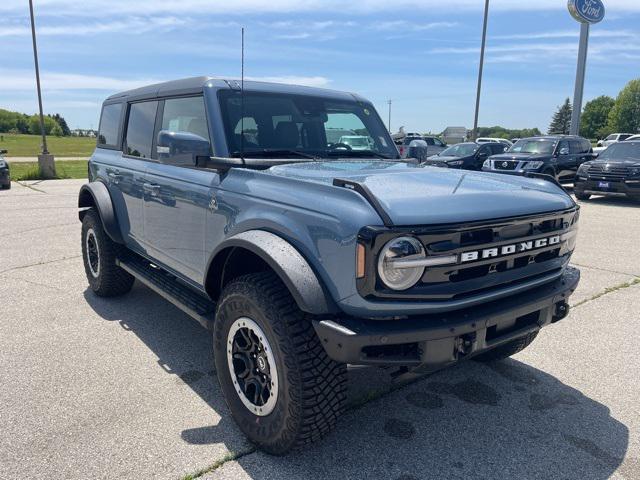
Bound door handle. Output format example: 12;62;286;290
107;172;122;184
143;182;161;197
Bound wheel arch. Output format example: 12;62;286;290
205;230;337;315
78;182;124;244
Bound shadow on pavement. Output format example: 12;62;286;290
84;283;631;480
579;195;640;209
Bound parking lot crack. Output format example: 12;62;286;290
571;262;639;277
573;277;640;309
180;448;257;480
0;255;82;276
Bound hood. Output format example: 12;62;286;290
425;155;472;163
589;158;640;167
489;152;548;161
266;161;574;225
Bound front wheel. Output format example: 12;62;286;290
575;191;591;201
213;272;346;455
81;209;134;297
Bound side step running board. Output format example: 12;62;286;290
116;254;215;330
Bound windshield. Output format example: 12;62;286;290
218;90;398;159
508;139;556;154
598;142;640;161
440;143;478;157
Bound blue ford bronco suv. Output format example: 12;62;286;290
79;77;580;454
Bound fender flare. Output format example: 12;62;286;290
208;230;336;315
78;182;124;244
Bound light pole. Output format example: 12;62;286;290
28;0;55;178
567;0;605;136
472;0;489;141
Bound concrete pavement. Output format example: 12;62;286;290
0;179;638;479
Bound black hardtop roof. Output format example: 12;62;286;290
104;76;365;104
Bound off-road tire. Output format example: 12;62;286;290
81;209;134;297
474;331;539;362
1;182;10;190
575;191;591;201
213;271;347;455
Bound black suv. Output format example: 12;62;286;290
482;135;595;183
423;141;507;170
575;140;640;201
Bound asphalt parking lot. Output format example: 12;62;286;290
0;179;638;480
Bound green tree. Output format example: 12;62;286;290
52;113;71;136
51;123;63;136
548;98;572;134
28;115;57;135
580;95;614;139
606;78;640;134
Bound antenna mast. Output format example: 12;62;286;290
240;27;245;160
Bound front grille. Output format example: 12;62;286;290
494;160;518;170
357;208;579;302
587;164;630;180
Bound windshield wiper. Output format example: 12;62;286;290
326;150;394;160
230;149;319;160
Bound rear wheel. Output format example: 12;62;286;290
81;209;134;297
474;331;539;362
213;272;346;455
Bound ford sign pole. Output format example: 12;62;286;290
567;0;605;136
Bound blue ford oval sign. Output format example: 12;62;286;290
568;0;605;24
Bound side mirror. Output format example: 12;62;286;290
558;147;569;155
477;151;488;159
157;130;210;165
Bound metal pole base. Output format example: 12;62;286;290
37;154;56;179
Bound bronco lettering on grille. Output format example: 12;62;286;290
460;235;560;263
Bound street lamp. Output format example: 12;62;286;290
471;0;490;141
28;0;55;178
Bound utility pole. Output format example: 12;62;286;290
29;0;55;178
387;99;392;133
472;0;489;141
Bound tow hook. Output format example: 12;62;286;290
552;301;570;323
456;332;477;356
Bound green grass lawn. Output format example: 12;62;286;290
9;160;88;181
0;133;95;157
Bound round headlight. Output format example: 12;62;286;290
377;236;425;291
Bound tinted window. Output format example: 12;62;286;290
569;140;584;154
424;138;435;145
97;103;122;148
440;143;478;157
619;134;632;141
159;97;210;166
403;136;423;145
125;101;158;158
557;140;569;154
490;143;506;154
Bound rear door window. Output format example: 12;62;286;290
125;101;158;159
97;103;123;148
490;143;506;154
159;97;211;166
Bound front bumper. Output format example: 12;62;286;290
575;177;640;199
313;266;579;369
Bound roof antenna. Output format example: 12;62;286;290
240;27;245;162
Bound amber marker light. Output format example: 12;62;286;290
356;243;366;279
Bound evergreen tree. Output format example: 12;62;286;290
548;98;572;134
52;113;71;136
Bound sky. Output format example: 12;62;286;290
1;0;638;133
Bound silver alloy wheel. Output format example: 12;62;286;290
85;228;100;278
227;317;279;416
